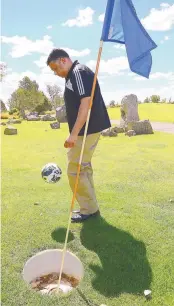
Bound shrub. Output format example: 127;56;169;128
12;115;20;119
9;108;19;115
1;113;9;119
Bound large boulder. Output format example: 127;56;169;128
4;126;17;135
113;126;125;133
56;105;67;123
50;122;60;129
41;114;56;121
101;127;117;137
26;115;40;121
127;120;153;135
120;94;139;128
125;130;136;137
0;122;6;126
28;111;39;116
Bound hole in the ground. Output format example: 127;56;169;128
22;249;84;295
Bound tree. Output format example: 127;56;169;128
161;98;167;103
109;100;115;107
144;97;150;103
34;93;52;114
150;95;160;103
19;76;39;91
0;99;7;112
8;87;45;118
0;62;7;82
47;85;64;109
8;77;52;118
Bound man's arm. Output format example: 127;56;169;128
64;97;90;148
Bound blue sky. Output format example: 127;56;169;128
1;0;174;104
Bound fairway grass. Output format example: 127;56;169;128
1;122;174;306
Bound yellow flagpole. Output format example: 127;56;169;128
58;40;104;291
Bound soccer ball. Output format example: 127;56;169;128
41;163;62;183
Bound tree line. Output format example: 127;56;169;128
0;76;64;116
109;95;174;107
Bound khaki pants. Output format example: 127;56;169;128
67;132;100;215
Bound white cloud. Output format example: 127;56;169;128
142;3;174;31
1;35;54;58
1;35;91;60
134;72;174;81
98;14;104;22
46;25;53;29
160;3;170;8
34;48;91;74
160;35;170;44
114;44;125;50
63;47;90;57
101;88;156;104
0;69;65;104
62;7;94;27
151;72;174;80
86;57;129;75
102;85;174;104
1;68;174;106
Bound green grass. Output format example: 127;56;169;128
108;103;174;123
1;121;174;306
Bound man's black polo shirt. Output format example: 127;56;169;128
64;60;111;136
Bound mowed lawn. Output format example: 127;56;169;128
108;103;174;123
1;121;174;306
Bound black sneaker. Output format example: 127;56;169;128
71;210;100;223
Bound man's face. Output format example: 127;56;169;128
49;58;67;78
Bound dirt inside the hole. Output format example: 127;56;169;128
30;272;79;295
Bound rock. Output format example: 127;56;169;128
0;122;6;126
34;202;40;205
7;119;22;124
120;94;139;128
50;122;60;129
101;128;117;137
27;115;40;121
42;114;56;121
40;288;49;295
144;289;152;300
127;120;153;135
125;130;136;137
59;283;73;294
29;111;38;116
4;126;17;135
56;105;67;123
169;199;174;203
114;126;125;133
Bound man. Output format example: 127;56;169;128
47;48;111;222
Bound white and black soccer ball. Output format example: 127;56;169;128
41;163;62;184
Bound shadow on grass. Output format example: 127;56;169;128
80;216;152;297
51;217;152;298
51;227;75;243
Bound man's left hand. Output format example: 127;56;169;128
64;134;78;148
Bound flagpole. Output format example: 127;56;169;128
57;40;104;291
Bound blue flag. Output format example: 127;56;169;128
101;0;157;78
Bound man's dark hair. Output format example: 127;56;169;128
47;48;70;65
